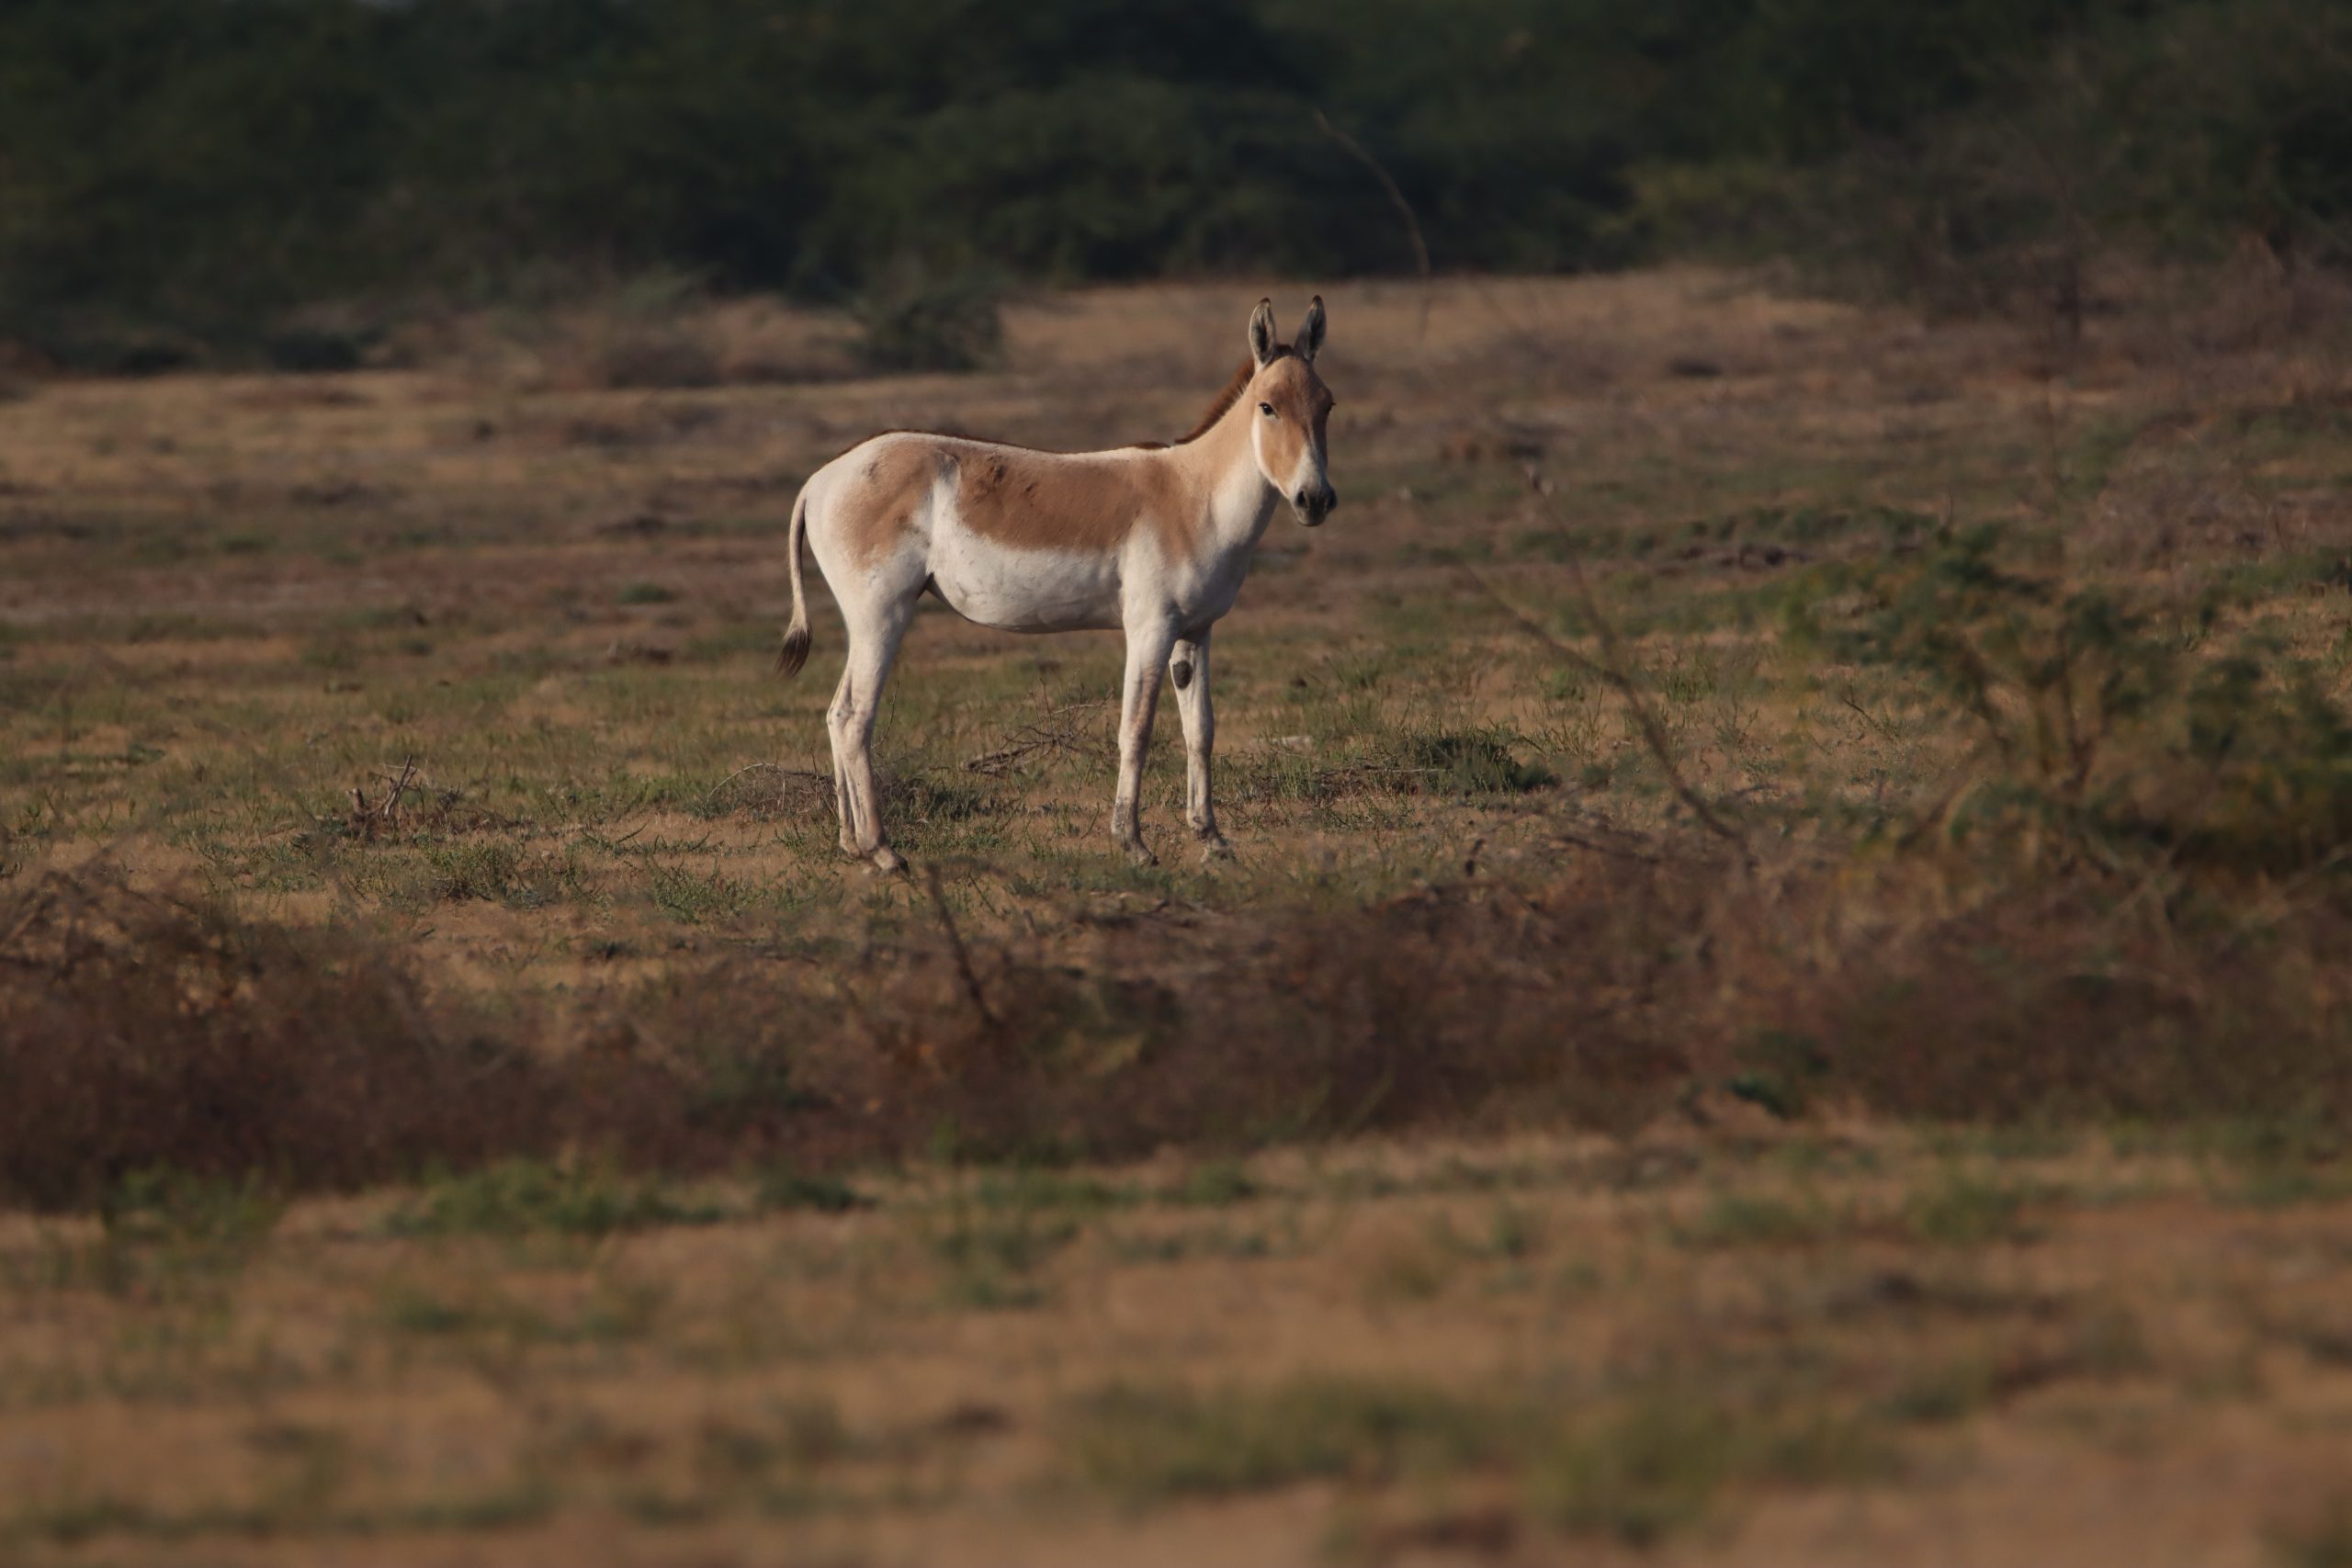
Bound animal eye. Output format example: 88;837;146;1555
1258;401;1275;417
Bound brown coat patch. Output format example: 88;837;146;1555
839;438;944;570
950;442;1202;558
823;341;1329;564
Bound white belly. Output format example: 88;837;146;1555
927;522;1123;633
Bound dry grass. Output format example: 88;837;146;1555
1;1130;2349;1566
5;264;2352;1562
11;840;2352;1215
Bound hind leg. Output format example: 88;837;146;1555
827;591;919;873
828;668;859;857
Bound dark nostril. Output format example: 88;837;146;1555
1294;490;1309;509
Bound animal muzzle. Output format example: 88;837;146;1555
1291;482;1338;527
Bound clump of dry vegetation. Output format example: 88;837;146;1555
14;708;2352;1213
0;871;584;1209
0;856;1691;1208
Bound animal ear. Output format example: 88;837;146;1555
1247;298;1279;367
1298;296;1327;363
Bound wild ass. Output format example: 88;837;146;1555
776;296;1337;871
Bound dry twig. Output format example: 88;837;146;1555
922;863;999;1034
1454;478;1755;865
346;758;420;840
963;701;1111;776
1313;108;1432;344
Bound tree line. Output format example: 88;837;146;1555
0;0;2342;366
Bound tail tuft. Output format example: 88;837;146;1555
776;624;810;678
776;482;813;679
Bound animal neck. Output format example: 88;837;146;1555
1170;393;1278;551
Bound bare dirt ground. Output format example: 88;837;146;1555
5;267;2352;1563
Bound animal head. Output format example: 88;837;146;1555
1244;297;1337;527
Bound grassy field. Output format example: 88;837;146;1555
6;266;2352;1563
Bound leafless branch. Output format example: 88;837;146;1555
1455;479;1755;865
963;701;1111;776
699;761;833;817
923;863;998;1034
1314;108;1432;344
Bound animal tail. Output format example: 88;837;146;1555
775;483;812;678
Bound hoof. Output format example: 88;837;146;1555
869;846;907;874
1198;833;1237;864
1119;840;1159;869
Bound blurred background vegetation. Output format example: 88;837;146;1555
1;0;2346;369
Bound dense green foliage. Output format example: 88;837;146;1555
0;0;2344;361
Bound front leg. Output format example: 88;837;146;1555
1113;615;1180;865
1170;633;1232;862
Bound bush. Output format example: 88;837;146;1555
851;260;1006;374
1819;527;2352;873
0;858;1693;1210
1668;0;2352;317
0;871;562;1208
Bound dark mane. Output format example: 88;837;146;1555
842;347;1293;457
1174;347;1290;445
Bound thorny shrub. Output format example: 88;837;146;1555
1812;526;2352;872
10;832;2352;1214
0;864;1695;1210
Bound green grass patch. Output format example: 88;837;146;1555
1900;1168;2044;1247
1674;1190;1847;1248
386;1159;725;1239
1068;1378;1506;1504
